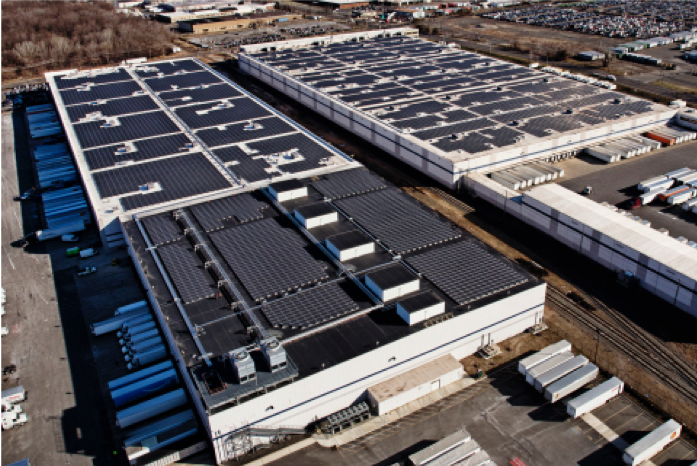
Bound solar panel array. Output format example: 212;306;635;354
210;218;330;302
190;193;269;232
59;81;143;106
310;169;387;200
157;243;215;303
261;282;359;329
50;58;353;215
335;188;461;254
54;69;133;90
250;36;657;156
66;95;159;122
142;215;183;246
93;152;230;211
406;241;529;305
82;133;194;170
72;111;179;149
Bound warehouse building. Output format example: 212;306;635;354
46;58;546;464
178;12;302;33
45;58;355;247
238;29;674;189
467;174;697;317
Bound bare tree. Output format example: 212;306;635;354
13;41;41;65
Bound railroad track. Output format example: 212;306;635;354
546;286;697;408
421;187;475;215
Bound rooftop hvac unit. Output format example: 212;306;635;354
261;337;287;372
229;347;256;384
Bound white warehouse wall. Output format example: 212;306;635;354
208;283;546;462
465;174;697;317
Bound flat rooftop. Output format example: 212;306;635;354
242;34;671;165
45;58;355;244
123;167;539;412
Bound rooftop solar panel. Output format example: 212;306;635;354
157;242;216;303
334;188;461;254
468;96;544;116
311;168;387;200
159;83;242;106
210;218;330;302
59;81;143;106
142;215;183;246
135;60;204;76
92;152;231;210
66;95;159;122
196;117;297;148
72;111;179;149
261;281;360;329
413;118;497;141
82;133;193;170
190;193;268;232
376;101;451;121
175;98;271;129
54;69;133;90
406;240;529;305
143;70;222;92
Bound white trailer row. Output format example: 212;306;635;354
524;352;574;385
490;161;564;191
534;355;589;392
544;364;599;402
623;419;682;466
585;135;656;164
518;340;572;376
566;377;624;418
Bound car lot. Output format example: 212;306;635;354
266;361;697;466
556;140;697;243
482;1;696;39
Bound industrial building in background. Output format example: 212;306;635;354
238;28;674;189
45;57;546;464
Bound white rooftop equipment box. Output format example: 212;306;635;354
396;291;445;325
364;264;419;302
325;231;375;261
293;203;338;229
268;179;308;202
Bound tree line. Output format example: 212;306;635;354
2;1;176;79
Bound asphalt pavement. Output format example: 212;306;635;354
1;112;116;466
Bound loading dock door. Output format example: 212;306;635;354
431;379;441;392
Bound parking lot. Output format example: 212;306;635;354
266;361;697;466
556;140;697;243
